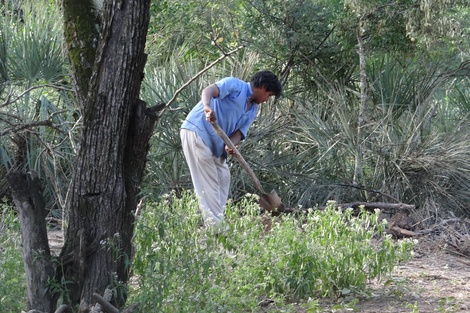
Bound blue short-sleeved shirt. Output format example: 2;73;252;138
181;77;258;158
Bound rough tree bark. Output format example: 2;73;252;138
57;0;156;311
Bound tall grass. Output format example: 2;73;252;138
0;202;26;312
130;192;414;312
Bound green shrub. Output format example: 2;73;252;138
130;192;414;312
131;191;250;312
0;202;27;312
226;200;415;300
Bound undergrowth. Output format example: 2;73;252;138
0;193;414;312
130;192;415;312
0;201;26;313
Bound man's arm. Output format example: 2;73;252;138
226;130;243;155
202;84;219;122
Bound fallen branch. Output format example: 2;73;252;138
54;304;73;313
335;201;415;211
92;289;119;313
387;218;463;238
388;224;418;237
337;183;401;203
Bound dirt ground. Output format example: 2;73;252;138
47;230;470;313
317;238;470;313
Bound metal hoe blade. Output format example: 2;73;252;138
259;190;283;212
211;121;284;212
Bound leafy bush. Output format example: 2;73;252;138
131;191;247;312
130;192;414;312
226;199;415;300
0;202;26;312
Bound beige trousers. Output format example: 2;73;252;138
180;129;230;226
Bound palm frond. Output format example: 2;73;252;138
6;1;65;84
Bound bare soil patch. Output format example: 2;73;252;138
348;253;470;312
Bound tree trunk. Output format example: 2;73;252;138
6;171;54;312
354;26;368;193
59;0;155;311
62;0;100;105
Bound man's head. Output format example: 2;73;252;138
250;70;282;103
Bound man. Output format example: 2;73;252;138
180;70;282;227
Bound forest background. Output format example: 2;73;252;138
1;0;469;312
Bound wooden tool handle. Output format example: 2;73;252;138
211;121;266;194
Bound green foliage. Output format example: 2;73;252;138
437;297;460;313
236;53;470;217
140;47;470;218
2;0;468;220
0;201;26;312
1;0;65;84
131;191;237;312
1;0;468;310
360;56;470;215
130;192;414;311
446;78;470;118
406;301;420;313
341;0;468;54
242;0;343;76
0;0;76;215
147;0;244;66
46;268;73;308
140;55;201;197
227;200;414;300
142;0;470;219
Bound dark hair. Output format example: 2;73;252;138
250;70;282;99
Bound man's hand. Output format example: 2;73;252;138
225;144;239;156
204;107;216;122
226;130;242;155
